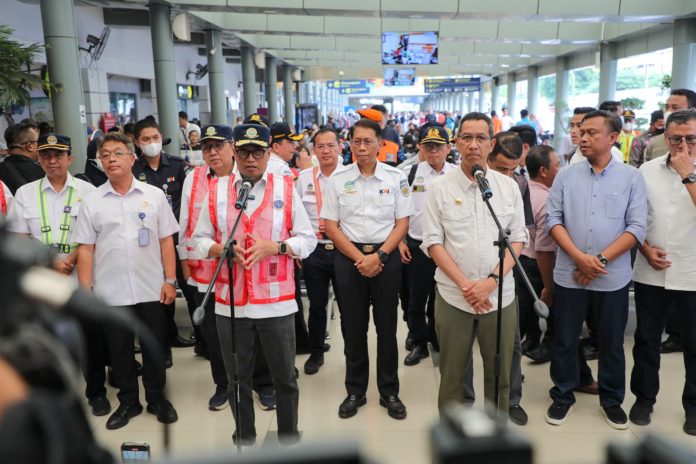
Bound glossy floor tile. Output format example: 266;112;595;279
88;296;696;463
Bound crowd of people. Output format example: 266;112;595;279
0;86;695;447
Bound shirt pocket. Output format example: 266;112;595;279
442;203;472;222
603;193;627;219
23;207;42;237
338;193;360;211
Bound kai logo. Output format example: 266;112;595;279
245;127;258;138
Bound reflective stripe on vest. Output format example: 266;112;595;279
38;179;77;253
185;165;218;284
0;183;6;216
211;173;295;307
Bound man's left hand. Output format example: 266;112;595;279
573;269;595;286
462;278;497;308
355;253;383;277
160;282;176;304
245;233;281;267
670;142;694;179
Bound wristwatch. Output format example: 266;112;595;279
487;273;500;285
278;241;288;255
596;253;609;265
682;173;696;184
376;249;389;264
164;278;178;287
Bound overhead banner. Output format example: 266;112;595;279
326;80;371;94
424;77;481;93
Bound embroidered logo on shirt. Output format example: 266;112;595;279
412;184;426;193
416;176;425;184
344;181;356;191
307;183;314;191
399;179;410;196
379;188;391;195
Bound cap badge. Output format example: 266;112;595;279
206;126;216;136
245;127;258;138
250;115;260;122
47;135;58;144
427;127;439;138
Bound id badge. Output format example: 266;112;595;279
165;194;173;208
138;227;150;247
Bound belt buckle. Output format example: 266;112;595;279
363;245;374;253
325;243;335;251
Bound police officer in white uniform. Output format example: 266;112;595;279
399;125;455;366
8;133;103;413
191;123;317;446
74;133;180;430
296;127;346;375
321;118;414;420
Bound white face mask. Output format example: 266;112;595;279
141;142;162;158
95;158;105;172
623;122;634;132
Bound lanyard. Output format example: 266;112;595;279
38;178;75;250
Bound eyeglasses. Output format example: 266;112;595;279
349;139;377;148
201;141;229;153
235;149;266;160
458;134;490;144
39;152;68;160
667;135;696;146
314;143;339;151
98;151;131;160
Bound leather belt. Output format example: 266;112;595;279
351;242;383;254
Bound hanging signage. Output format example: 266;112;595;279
424;77;481;93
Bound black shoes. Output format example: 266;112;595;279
546;401;573;426
147;400;179;424
89;396;112;417
209;386;229;411
601;405;628;430
583;345;599;361
405;334;414;351
509;404;528;426
304;353;324;375
338;394;367;418
379;395;407;420
525;344;552;364
106;403;143;430
684;415;696;435
661;336;682;354
296;343;329;355
172;335;196;348
194;343;209;359
404;345;429;366
629;401;653;426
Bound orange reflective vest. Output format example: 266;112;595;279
211;173;295;306
184;165;218;285
0;182;7;216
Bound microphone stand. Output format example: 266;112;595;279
475;177;549;411
193;191;254;454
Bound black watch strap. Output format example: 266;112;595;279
487;273;500;285
376;249;389;264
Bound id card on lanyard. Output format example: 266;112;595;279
138;212;150;247
162;184;173;209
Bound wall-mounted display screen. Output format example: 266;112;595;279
384;68;416;86
382;32;438;65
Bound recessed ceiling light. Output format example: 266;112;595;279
540;39;561;45
622;15;671;22
409;14;423;19
500;64;510;68
573;16;604;23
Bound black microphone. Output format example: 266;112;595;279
235;178;253;210
471;164;493;199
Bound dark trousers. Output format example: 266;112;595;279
80;318;109;401
216;314;299;444
399;259;410;323
303;245;341;355
335;249;401;397
631;283;696;414
166;255;200;347
550;284;629;407
294;266;311;351
666;302;682;340
514;256;545;347
194;290;228;388
405;236;437;348
105;301;168;406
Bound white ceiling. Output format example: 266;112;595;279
78;0;696;80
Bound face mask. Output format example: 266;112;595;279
623;122;634;132
94;158;105;172
654;127;665;136
141;142;162;158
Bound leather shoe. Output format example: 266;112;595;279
379;395;407;420
338;394;366;419
661;336;682;354
106;403;142;430
525;345;551;364
509;404;528;426
89;396;112;416
583;345;599;361
172;335;195;348
405;334;414;351
684;415;696;435
147;400;178;424
404;345;429;366
573;381;599;395
304;353;324;375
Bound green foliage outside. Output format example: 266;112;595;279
0;25;43;125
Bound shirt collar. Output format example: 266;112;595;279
345;161;386;181
455;166;476;190
270;153;288;166
103;176;143;196
585;153;618;176
41;173;75;194
528;179;550;192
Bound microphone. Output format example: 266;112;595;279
192;305;205;326
471;165;493;199
235;179;253;210
533;299;549;319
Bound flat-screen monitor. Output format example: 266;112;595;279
382;32;438;65
384;68;416;86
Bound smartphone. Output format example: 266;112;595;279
121;442;150;463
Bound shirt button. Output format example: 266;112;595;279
593;194;597;197
589;229;593;232
591;212;594;215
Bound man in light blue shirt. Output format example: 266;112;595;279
545;110;646;430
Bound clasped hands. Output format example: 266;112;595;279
460;278;498;314
211;233;282;269
573;253;608;286
355;252;383;278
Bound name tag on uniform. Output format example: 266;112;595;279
412;184;426;193
139;227;150;247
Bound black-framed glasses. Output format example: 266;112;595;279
201;140;230;153
235;148;266;160
667;135;696;146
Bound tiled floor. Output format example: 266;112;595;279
89;296;696;463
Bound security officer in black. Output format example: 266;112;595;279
131;118;197;358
